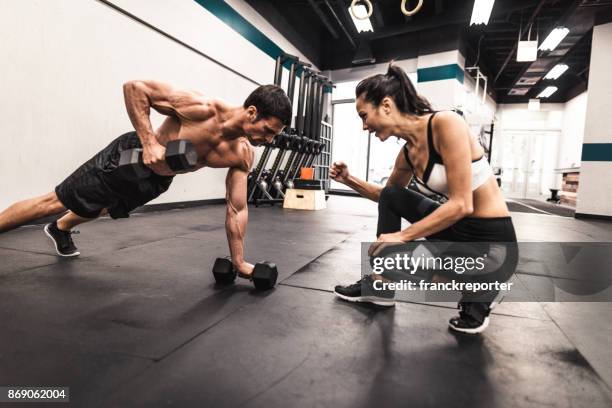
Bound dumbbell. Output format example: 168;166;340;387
305;141;325;167
276;132;292;150
212;257;278;290
116;139;198;180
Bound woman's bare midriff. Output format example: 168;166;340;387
470;178;510;218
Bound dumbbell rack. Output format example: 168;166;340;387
247;53;333;206
247;53;302;204
313;121;332;194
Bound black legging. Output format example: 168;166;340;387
375;185;518;302
377;185;439;237
377;185;517;243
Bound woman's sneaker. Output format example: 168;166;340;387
44;221;80;257
334;275;395;307
448;302;492;334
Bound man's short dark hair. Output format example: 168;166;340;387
243;84;292;127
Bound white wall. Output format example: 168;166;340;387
496;104;565;132
576;22;612;216
559;91;588;169
0;0;308;210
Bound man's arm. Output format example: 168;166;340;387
122;80;215;173
224;144;254;275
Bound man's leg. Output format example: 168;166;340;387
0;192;66;233
44;209;108;258
56;209;107;231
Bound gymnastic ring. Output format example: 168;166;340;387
401;0;424;17
350;0;373;20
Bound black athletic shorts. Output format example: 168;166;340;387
55;132;174;219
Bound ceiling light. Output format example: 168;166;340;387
508;88;530;96
537;86;558;98
348;4;373;33
544;63;569;79
470;0;495;25
539;27;570;51
517;40;538;62
528;99;540;111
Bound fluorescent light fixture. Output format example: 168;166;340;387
528;98;541;111
544;63;569;79
348;5;373;33
470;0;495;25
539;27;570;51
508;88;530;95
537;86;558;98
517;40;538;62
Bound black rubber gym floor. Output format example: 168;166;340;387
0;197;611;407
507;199;576;217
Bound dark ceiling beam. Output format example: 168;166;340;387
484;46;517;50
493;0;548;83
480;27;520;33
581;0;612;7
321;24;461;70
243;0;321;67
323;0;357;49
333;0;360;37
306;0;339;39
485;36;527;41
370;1;385;28
360;0;544;42
363;12;468;40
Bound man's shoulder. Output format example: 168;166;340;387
235;138;255;171
206;99;233;115
219;137;253;172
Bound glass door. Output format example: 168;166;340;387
499;130;560;199
330;101;369;191
367;134;404;186
330;101;404;191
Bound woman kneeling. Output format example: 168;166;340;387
331;63;516;334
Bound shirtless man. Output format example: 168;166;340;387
0;81;291;277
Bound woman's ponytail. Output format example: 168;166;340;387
356;62;433;115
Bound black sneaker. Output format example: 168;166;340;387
334;275;395;307
44;221;80;257
448;302;492;334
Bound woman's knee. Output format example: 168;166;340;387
379;185;406;206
